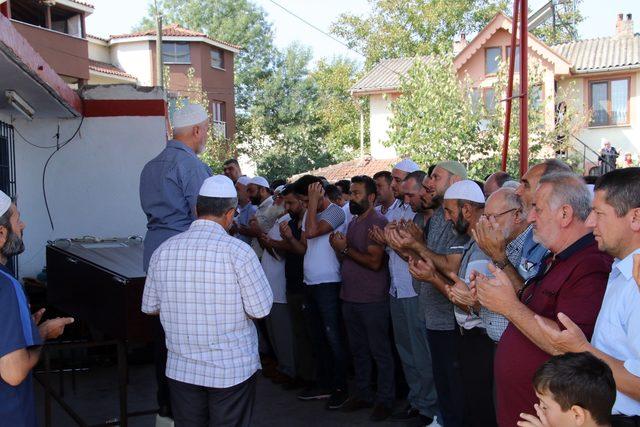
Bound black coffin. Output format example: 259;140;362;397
46;238;153;342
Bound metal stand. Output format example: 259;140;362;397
34;339;157;427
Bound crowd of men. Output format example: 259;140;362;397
1;104;638;427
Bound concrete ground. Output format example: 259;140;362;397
34;364;429;427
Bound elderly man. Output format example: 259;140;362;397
535;168;640;427
484;171;512;197
0;192;74;427
388;160;470;427
475;172;612;427
139;103;212;417
223;158;243;182
142;175;273;426
329;176;394;421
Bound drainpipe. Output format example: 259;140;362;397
519;0;529;176
359;104;364;159
156;15;164;87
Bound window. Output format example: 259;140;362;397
212;101;226;138
483;88;496;113
162;42;190;64
530;85;543;109
505;46;520;70
485;47;502;75
589;78;630;126
211;48;224;69
471;88;481;113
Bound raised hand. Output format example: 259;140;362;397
517;404;551;427
402;220;424;244
32;308;46;325
408;256;437;283
475;263;518;316
472;216;507;263
369;225;386;245
308;182;325;203
534;312;589;355
329;231;347;253
446;272;478;307
279;221;293;240
39;317;74;341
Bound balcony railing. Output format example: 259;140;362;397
213;120;226;139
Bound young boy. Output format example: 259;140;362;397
518;352;616;427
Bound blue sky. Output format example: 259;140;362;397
86;0;640;64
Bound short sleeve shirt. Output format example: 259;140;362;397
494;234;612;427
0;265;42;427
261;215;290;304
419;206;470;331
340;211;389;303
302;203;346;285
284;215;305;295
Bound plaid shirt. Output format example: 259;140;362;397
142;219;273;388
506;225;531;268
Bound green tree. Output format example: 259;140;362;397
310;57;366;159
531;0;584;45
331;0;507;67
137;0;277;113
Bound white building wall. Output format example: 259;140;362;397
88;40;111;63
369;94;398;159
111;42;154;87
1;111;166;279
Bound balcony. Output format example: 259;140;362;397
12;20;89;81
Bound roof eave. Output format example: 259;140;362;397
350;87;401;97
571;64;640;75
109;35;241;53
89;69;137;83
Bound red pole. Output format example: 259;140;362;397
501;0;520;172
519;0;529;177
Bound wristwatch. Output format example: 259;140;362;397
493;259;508;270
341;247;350;256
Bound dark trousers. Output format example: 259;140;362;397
458;329;497;427
304;283;348;390
342;300;395;406
287;291;316;382
153;316;171;411
168;373;257;427
426;328;466;427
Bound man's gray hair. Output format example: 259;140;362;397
502;188;524;212
538;172;592;221
541;158;573;177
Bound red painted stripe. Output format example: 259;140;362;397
82;99;167;117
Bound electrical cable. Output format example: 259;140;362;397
42;116;84;230
12;122;59;149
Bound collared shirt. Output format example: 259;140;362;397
419;206;470;331
591;248;640;416
517;227;549;281
302;204;345;285
378;199;417;298
142;220;273;388
251;197;275;258
495;234;612;427
0;263;42;427
506;224;530;268
261;215;290;304
235;203;257;245
140;139;212;271
455;239;509;342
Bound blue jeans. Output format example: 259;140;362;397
304;283;348;391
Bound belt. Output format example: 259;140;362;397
458;326;487;336
611;415;640;427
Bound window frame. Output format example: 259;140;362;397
588;77;631;127
162;42;191;65
483;87;496;113
484;46;503;76
505;45;520;71
210;48;225;70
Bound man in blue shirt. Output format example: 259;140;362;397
0;191;73;427
139;104;212;418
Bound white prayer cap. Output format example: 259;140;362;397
444;180;485;204
0;190;11;216
393;158;421;173
199;175;237;198
274;185;285;194
236;176;251;186
171;104;208;129
248;176;270;189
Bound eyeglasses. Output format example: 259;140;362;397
481;208;518;221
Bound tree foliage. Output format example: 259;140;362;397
531;0;584;45
331;0;507;67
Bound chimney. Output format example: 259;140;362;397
453;33;468;55
615;13;634;38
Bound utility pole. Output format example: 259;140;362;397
154;0;164;87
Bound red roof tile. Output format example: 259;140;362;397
110;24;241;51
291;156;400;182
68;0;94;9
89;60;136;80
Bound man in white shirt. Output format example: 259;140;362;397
142;175;273;426
293;175;349;409
534;167;640;427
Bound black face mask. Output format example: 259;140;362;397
349;200;368;216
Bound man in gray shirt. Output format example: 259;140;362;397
139;104;212;418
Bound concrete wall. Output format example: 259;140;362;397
0;94;166;279
88;40;110;63
112;41;153;86
369;93;399;159
558;70;640;158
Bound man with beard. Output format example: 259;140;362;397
388;160;470;427
328;175;394;421
474;172;611;427
243;176;274;258
0;191;74;426
233;176;257;245
142;175;273;426
373;171;395;215
140;104;212;418
294;175;348;408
